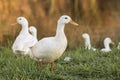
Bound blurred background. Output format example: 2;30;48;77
0;0;120;49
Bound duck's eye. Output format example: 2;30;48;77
19;18;22;20
65;17;68;19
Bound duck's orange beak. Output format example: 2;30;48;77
70;20;78;26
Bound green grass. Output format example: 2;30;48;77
0;46;120;80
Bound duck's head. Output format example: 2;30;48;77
17;17;28;25
58;15;78;26
104;37;114;45
29;26;37;34
82;33;90;39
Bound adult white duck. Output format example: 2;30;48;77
12;17;37;56
101;37;114;52
28;26;39;60
29;26;38;41
31;15;78;71
82;33;96;51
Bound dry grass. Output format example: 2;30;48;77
0;0;120;48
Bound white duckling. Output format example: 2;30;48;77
82;33;96;51
29;26;38;41
31;15;78;71
12;17;37;56
117;42;120;49
101;37;114;52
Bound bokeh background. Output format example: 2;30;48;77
0;0;120;49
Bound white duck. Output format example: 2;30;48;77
29;26;38;41
12;17;37;56
117;42;120;49
28;26;39;60
31;15;78;71
82;33;96;51
101;37;114;52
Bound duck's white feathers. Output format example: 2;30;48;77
12;17;37;55
12;33;37;54
31;36;67;62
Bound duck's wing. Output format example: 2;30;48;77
12;34;37;51
23;34;38;48
12;35;25;52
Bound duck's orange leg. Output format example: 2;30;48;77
50;61;54;71
39;61;43;70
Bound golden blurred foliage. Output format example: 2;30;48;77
0;0;120;48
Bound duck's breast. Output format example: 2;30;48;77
31;37;67;61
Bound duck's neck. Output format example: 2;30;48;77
32;32;37;39
104;42;110;49
20;23;29;34
55;23;66;39
85;38;91;49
